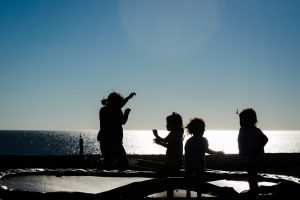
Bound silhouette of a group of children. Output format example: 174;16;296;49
97;91;268;198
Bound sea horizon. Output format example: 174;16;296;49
0;129;300;155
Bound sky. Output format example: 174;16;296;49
0;0;299;131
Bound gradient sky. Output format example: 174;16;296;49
0;0;299;130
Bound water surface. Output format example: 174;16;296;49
0;130;299;155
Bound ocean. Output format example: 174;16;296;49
0;130;299;155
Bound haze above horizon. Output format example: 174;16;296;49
0;0;299;130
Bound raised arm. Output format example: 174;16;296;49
122;108;131;125
152;129;167;148
121;92;136;108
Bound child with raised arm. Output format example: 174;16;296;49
184;117;224;198
97;91;136;170
153;112;184;176
238;108;268;197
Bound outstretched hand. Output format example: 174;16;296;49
124;108;131;115
152;129;158;138
153;138;159;144
128;92;136;99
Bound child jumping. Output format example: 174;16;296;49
97;91;136;170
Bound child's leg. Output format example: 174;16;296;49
167;189;174;198
195;168;205;198
186;190;191;198
185;168;192;198
195;180;203;198
116;144;129;170
196;190;202;199
100;142;115;169
248;161;259;195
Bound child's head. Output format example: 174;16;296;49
166;112;183;132
186;117;205;136
239;108;258;128
103;92;124;107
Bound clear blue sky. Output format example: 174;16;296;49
0;0;299;130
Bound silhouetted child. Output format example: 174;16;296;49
153;112;184;177
185;117;224;198
238;108;268;197
97;91;136;170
